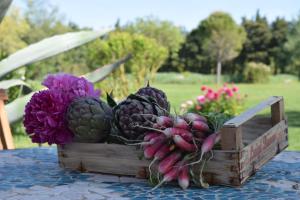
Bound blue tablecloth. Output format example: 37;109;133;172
0;147;299;200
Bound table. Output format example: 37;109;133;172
0;147;299;200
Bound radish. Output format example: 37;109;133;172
133;124;193;142
154;143;173;161
183;113;207;123
151;160;185;191
158;151;182;174
144;132;159;142
201;132;219;153
173;117;189;130
173;135;197;152
187;132;219;166
178;165;189;190
192;120;210;132
164;128;193;141
156;116;173;127
129;134;166;146
148;143;173;184
144;138;166;159
133;114;173;128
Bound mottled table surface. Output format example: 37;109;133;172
0;147;299;200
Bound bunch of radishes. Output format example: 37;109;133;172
135;113;221;190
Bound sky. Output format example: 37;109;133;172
14;0;300;30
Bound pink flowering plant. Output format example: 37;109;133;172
23;73;100;145
181;84;245;116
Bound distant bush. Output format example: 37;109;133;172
153;72;231;84
243;62;271;83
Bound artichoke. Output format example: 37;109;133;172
136;83;170;111
66;97;113;143
113;94;167;140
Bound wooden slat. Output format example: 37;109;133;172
239;138;287;184
220;126;243;150
242;116;272;144
271;98;284;125
224;96;282;128
58;144;150;176
239;120;286;168
0;90;14;149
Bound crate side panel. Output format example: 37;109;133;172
200;151;240;186
239;120;288;182
58;143;150;177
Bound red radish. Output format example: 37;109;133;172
188;132;219;166
163;128;193;141
192;120;210;132
158;151;182;174
153;123;162;129
156;116;173;127
183;113;207;123
173;135;197;152
201;132;219;153
178;165;189;190
173;117;189;130
144;132;159;141
144;139;166;159
148;143;173;184
134;114;173;128
135;125;194;142
151;160;185;191
147;134;166;145
154;144;173;161
129;134;166;146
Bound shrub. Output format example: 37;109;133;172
243;62;271;83
181;84;245;116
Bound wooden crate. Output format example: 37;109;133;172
57;96;288;186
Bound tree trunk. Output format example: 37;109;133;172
216;60;222;85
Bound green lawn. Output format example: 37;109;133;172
13;73;300;150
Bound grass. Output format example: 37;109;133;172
13;73;300;150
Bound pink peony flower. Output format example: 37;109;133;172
24;90;73;145
201;85;207;91
24;73;101;145
232;86;239;92
207;88;213;94
43;73;100;99
226;89;234;97
213;92;220;100
197;95;206;104
205;92;215;100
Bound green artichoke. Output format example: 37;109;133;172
66;97;113;143
112;94;167;140
136;83;170;111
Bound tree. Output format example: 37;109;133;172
285;16;300;78
237;11;272;68
177;24;211;73
21;0;90;80
0;7;29;59
201;12;246;84
269;17;289;74
123;17;185;71
87;31;168;97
